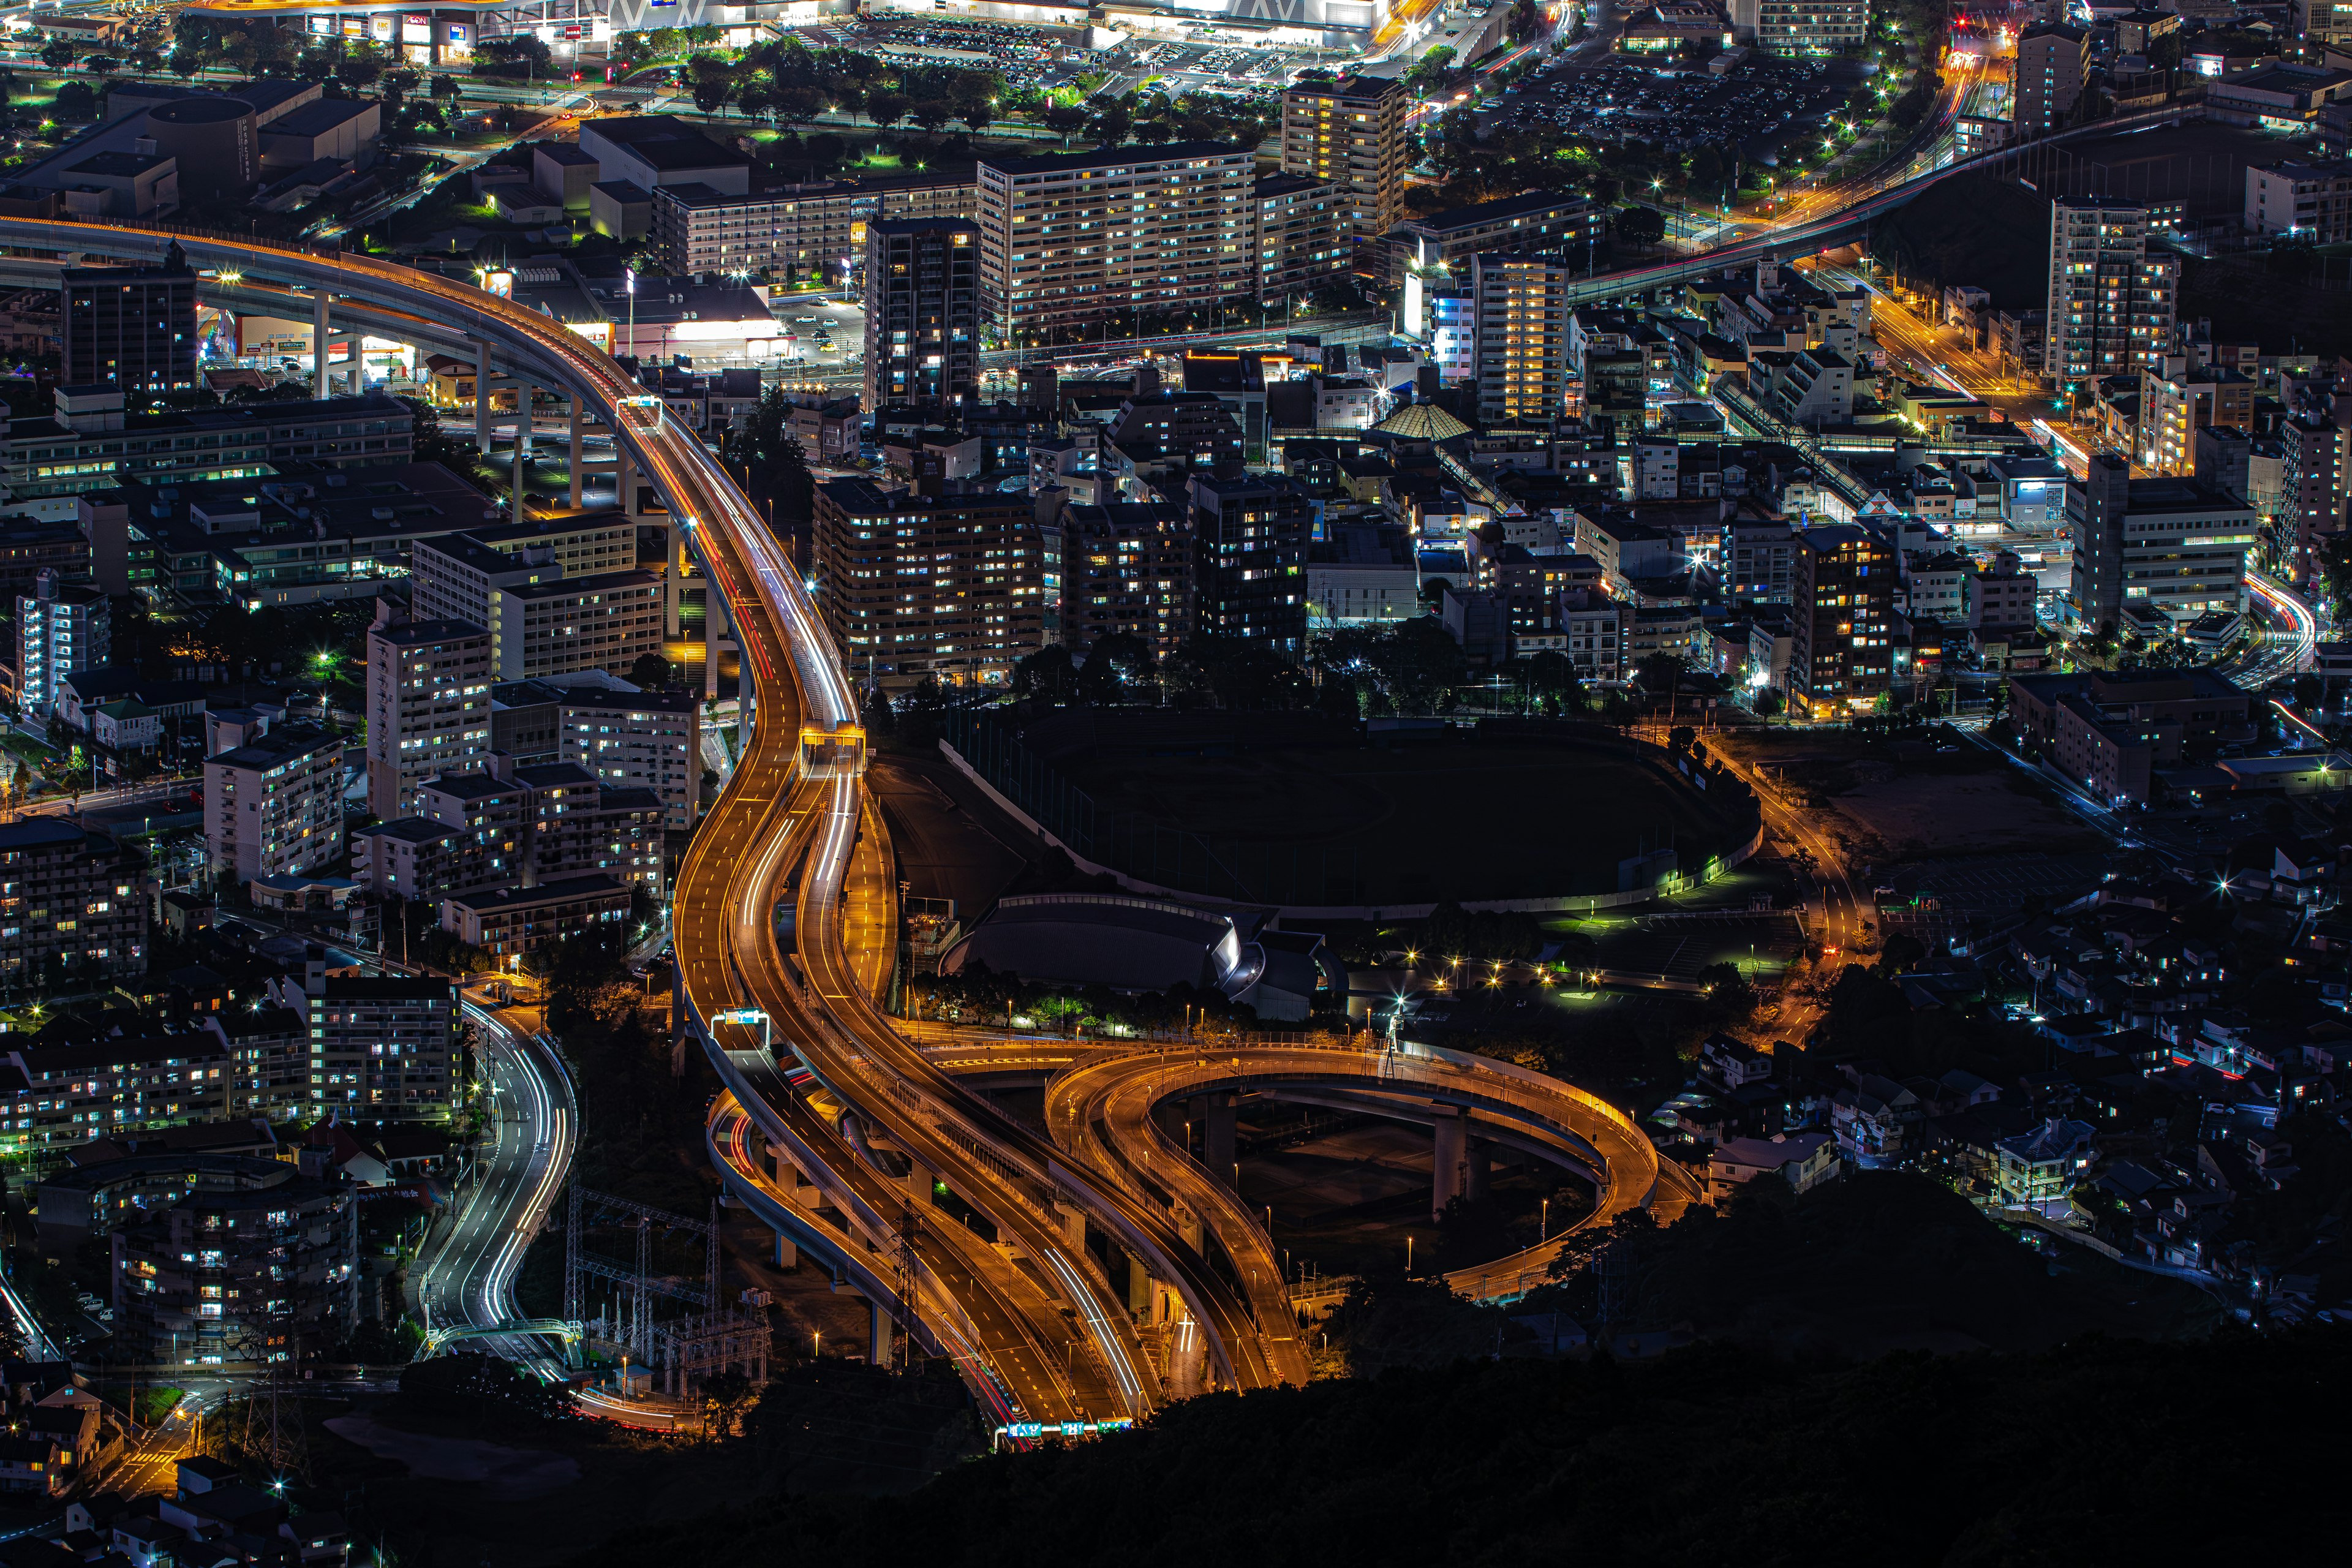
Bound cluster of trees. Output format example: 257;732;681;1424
1010;633;1157;705
649;37;1003;133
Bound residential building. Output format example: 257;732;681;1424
649;170;976;281
2137;356;2256;476
1564;600;1632;681
110;1166;358;1365
1755;0;1866;53
1279;73;1411;263
410;534;665;682
975;142;1254;337
2008;666;2254;801
199;1006;309;1123
1252;173;1351;303
1750;345;1854;427
1790;524;1896;719
578;115;752;197
2015;22;2090;137
1061;502;1195;662
1994;1117;2098;1212
2244;158;2352;242
863;217;981;418
1387;190;1602;287
1188;470;1314;662
61;247;195;392
1474;252;1573;424
1704;1132;1839;1205
2068;452;2255;630
1724;519;1800;600
350;755;665;902
15;567;109;719
204;724;344;884
0;818;146;984
363;612;492;821
0;386;413;519
812;478;1049;685
2280;398;2352;576
304;974;461;1123
2298;0;2352;51
2045;198;2178;390
0;1035;228;1163
491;682;698;830
441;875;634;959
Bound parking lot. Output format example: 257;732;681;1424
1483;53;1871;155
1128;39;1322;99
772;289;862;372
787;18;1103;96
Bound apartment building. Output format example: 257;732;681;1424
1389;190;1601;289
2297;0;2352;51
442;875;635;959
2137;356;2256;476
2068;451;2255;629
1280;73;1410;263
411;534;665;682
2045;198;2177;390
2280;396;2352;575
1791;524;1896;719
204;724;345;884
0;386;413;516
2015;22;2089;137
1252;173;1351;303
1061;502;1195;662
14;567;108;718
0;1035;228;1162
2244;158;2352;241
491;682;698;829
1473;253;1573;424
0;818;146;984
1188;470;1314;662
352;755;665;901
1725;520;1800;601
200;1004;309;1122
111;1166;358;1366
304;974;462;1124
975;142;1254;337
363;613;492;821
1756;0;1868;54
650;170;976;280
812;478;1049;685
863;218;981;418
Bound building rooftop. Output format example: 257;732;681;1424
980;141;1249;178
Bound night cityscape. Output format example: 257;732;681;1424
0;0;2332;1558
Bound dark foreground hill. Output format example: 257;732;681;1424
573;1330;2346;1568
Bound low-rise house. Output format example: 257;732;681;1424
1993;1115;2098;1213
1703;1131;1838;1205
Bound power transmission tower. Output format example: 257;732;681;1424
236;1317;308;1484
893;1205;919;1375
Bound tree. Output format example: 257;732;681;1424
1012;644;1079;702
1614;205;1667;250
865;89;908;130
39;39;75;70
628;653;677;690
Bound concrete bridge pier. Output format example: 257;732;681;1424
1125;1249;1152;1319
311;286;331;397
1152;1097;1183;1145
772;1227;797;1270
1196;1090;1237;1188
511;378;533;524
1467;1141;1491;1204
869;1296;894;1368
568;400;586;508
472;336;491;453
1432;1109;1468;1221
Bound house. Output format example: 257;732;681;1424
1829;1073;1922;1166
0;1436;62;1496
1703;1132;1838;1205
1698;1033;1773;1092
1994;1117;2098;1213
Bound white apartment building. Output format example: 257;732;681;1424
1473;252;1574;424
364;614;492;820
1752;0;1867;55
548;685;698;829
2045;198;2178;390
205;724;345;884
975;141;1254;337
412;533;665;682
14;567;108;718
2244;159;2352;243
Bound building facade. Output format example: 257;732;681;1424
111;1169;358;1365
1188;470;1313;663
0;818;146;984
61;250;196;392
1279;73;1410;265
2015;22;2090;138
204;725;345;884
306;975;462;1125
863;217;981;418
1791;524;1896;719
15;567;109;719
1474;253;1573;424
975;143;1254;337
812;478;1049;686
2068;453;2255;629
363;614;492;821
2045;198;2177;391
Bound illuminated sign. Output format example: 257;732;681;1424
1000;1420;1134;1439
567;320;612;351
483;270;513;299
306;14;332;34
339;16;365;37
370;14;395;42
402;13;431;42
447;22;471;47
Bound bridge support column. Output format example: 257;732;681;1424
869;1296;892;1368
1152;1098;1183;1146
772;1227;796;1270
568;400;584;509
473;337;491;453
1125;1250;1152;1319
1467;1141;1490;1204
1195;1090;1237;1188
511;379;533;524
1432;1110;1468;1222
311;288;331;398
705;585;732;701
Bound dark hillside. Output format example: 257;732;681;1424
1872;172;2051;307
